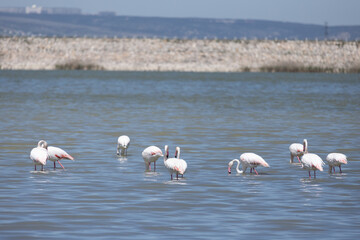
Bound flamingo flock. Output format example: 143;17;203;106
29;135;348;180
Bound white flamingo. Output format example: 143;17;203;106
326;153;347;173
47;146;74;169
300;139;324;178
289;140;306;163
30;140;49;171
228;153;269;175
142;146;163;171
164;145;187;180
117;135;130;156
175;146;187;178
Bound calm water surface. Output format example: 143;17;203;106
0;71;359;239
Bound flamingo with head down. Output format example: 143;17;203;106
228;153;269;175
47;146;74;169
326;153;347;173
117;135;130;156
300;139;325;178
142;146;163;171
289;140;306;163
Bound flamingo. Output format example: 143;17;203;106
164;145;187;180
47;146;74;169
175;146;187;178
30;140;49;171
300;139;324;178
142;146;163;171
289;140;306;163
117;135;130;156
228;153;269;175
326;153;347;173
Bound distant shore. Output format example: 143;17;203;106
1;37;360;73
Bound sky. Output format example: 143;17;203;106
1;0;359;26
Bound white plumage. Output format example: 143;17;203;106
164;145;187;180
30;140;49;171
228;153;269;175
117;135;130;156
299;139;324;178
300;153;325;178
142;146;163;171
289;141;306;163
47;146;74;169
326;153;347;173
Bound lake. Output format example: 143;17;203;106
0;71;359;239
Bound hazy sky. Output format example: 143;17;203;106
1;0;359;26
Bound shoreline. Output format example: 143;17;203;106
1;37;360;73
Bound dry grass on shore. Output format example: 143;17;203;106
260;62;360;73
54;60;104;71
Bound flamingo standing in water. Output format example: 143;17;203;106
117;135;130;156
30;140;49;171
289;140;306;163
228;153;269;175
142;146;163;171
300;139;324;178
164;145;187;180
47;146;74;169
175;146;187;178
326;153;348;173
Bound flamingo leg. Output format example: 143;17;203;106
254;168;259;175
339;166;342;173
57;160;65;169
35;165;36;171
250;168;252;173
41;165;44;171
297;156;301;163
148;162;151;171
154;162;156;172
308;171;311;178
314;170;316;178
171;174;173;180
176;173;179;180
54;161;56;169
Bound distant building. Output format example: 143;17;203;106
0;5;81;15
25;5;42;14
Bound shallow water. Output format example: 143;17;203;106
0;71;359;239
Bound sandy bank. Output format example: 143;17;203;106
1;37;359;72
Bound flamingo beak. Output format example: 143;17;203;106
228;166;231;174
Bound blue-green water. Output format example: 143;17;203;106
0;71;359;239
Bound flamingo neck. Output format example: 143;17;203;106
232;159;243;174
175;147;180;159
164;146;169;162
303;139;308;153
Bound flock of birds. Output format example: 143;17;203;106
30;135;348;179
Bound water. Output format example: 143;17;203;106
0;71;359;239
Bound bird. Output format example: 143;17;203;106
47;146;74;169
164;145;187;180
289;140;306;163
326;153;348;173
175;146;187;178
30;140;49;171
142;146;163;171
300;139;324;178
228;153;269;175
117;135;130;156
